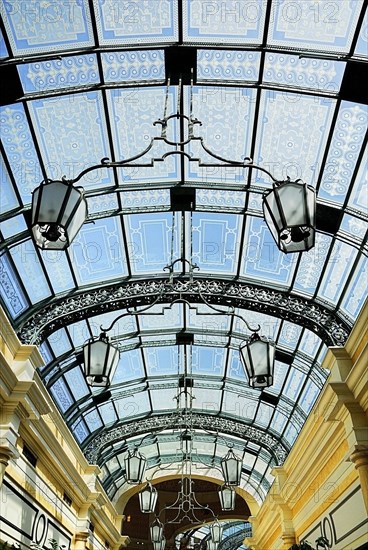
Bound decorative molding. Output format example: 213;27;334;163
16;278;351;347
83;412;288;465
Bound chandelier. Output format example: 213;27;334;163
30;77;316;254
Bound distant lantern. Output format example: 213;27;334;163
218;484;236;511
221;449;242;486
240;332;275;389
150;518;164;543
125;448;147;484
139;483;158;513
209;521;223;543
83;332;119;387
263;179;316;253
31;179;87;250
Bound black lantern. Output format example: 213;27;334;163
218;484;236;511
138;482;158;513
83;332;119;387
181;430;193;457
125;448;147;484
209;521;223;543
240;332;275;389
31;179;87;250
150;518;164;543
221;449;242;486
263;179;316;253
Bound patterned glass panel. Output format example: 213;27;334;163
183;0;267;45
95;0;178;45
348;147;368;214
102;50;165;82
253;90;336;186
113;350;145;384
191;346;227;376
27;92;114;189
0;103;43;203
70;216;128;285
64;366;89;401
0;253;29;318
318;102;368;204
0;214;26;238
197;50;260;82
124;212;180;275
263;53;345;92
340;255;368;321
268;0;363;53
18;54;99;93
0;0;93;55
191;212;241;274
0;155;19;214
10;240;51;303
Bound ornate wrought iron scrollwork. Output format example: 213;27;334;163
17;277;351;347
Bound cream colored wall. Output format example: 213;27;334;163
244;300;368;550
0;308;129;550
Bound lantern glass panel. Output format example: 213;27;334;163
209;522;223;543
219;485;235;510
207;540;218;550
139;483;158;513
83;337;119;387
125;449;146;483
221;449;242;486
150;519;164;542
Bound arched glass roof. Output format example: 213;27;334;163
0;0;367;505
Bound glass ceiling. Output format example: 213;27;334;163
0;0;367;509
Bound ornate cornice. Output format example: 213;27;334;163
83;412;289;465
17;278;351;346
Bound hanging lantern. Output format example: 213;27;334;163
83;332;119;387
207;540;218;550
221;449;242;486
209;521;223;543
152;538;166;550
138;482;158;513
181;430;193;457
218;484;236;511
125;448;147;484
31;179;87;250
150;518;164;543
240;332;275;389
263;179;316;253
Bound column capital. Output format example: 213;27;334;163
350;445;368;467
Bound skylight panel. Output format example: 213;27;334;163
191;211;242;274
10;239;52;303
27;92;114;190
0;0;94;56
0;103;43;204
253;90;336;186
0;214;26;239
112;349;145;385
144;346;182;376
317;240;358;306
340;254;368;321
0;156;19;214
150;387;178;411
0;253;29;318
318;101;368;205
124;212;180;275
17;54;100;94
69;216;129;286
240;216;296;285
197;50;261;82
121;189;171;210
0;28;8;58
263;53;345;93
102;50;165;83
42;249;75;294
293;233;333;295
183;0;267;45
348;145;368;215
191;346;227;376
186;86;256;183
354;8;368;57
196;189;246;210
47;327;72;357
268;0;364;53
64;366;89;401
95;0;178;45
50;378;74;413
138;302;183;331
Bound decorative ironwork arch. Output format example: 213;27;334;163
83;412;289;465
17;277;351;346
